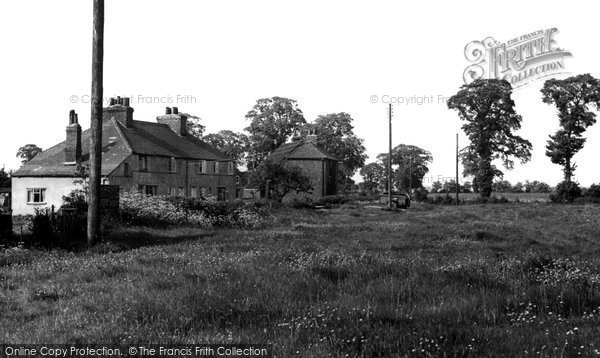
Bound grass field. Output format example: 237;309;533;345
2;203;600;356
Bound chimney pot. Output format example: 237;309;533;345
109;97;116;106
74;113;78;124
172;107;179;115
69;109;75;125
166;107;172;115
117;96;123;105
123;97;130;107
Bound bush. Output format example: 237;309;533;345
289;196;315;209
413;188;429;202
314;195;352;207
26;207;85;249
584;183;600;198
120;192;264;229
550;181;582;203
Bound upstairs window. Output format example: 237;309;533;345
168;157;177;173
123;162;130;177
27;188;46;204
138;155;147;171
228;162;235;175
213;161;219;173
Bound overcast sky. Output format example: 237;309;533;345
1;0;599;186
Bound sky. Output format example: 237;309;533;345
1;0;599;187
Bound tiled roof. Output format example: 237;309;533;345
13;118;231;177
267;140;337;163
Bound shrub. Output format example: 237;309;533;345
413;188;429;202
584;183;600;198
314;195;351;207
120;192;264;229
26;207;85;249
289;196;315;209
550;181;582;203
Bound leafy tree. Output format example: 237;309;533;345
247;160;313;202
511;181;524;193
359;162;386;193
431;180;443;193
462;181;472;193
377;144;433;191
182;113;205;139
541;74;600;183
203;130;250;165
0;167;10;188
245;97;306;163
17;144;43;164
442;179;460;193
524;180;552;193
448;79;532;198
492;180;512;193
310;113;367;186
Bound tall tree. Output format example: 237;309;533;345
203;130;250;165
377;144;433;191
359;162;385;193
183;113;206;139
247;160;313;202
541;74;600;183
311;113;367;186
16;144;42;164
447;79;532;198
245;97;306;162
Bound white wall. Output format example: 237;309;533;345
11;177;82;216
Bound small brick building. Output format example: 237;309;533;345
11;98;239;215
267;128;338;200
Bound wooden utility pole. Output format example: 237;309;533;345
87;0;104;247
455;133;459;205
408;156;412;196
387;103;393;209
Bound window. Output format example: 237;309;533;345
200;187;208;197
123;162;130;176
139;155;147;171
196;161;203;174
235;189;241;199
27;188;46;204
168;157;177;173
139;185;157;196
190;187;198;198
236;175;240;185
228;162;235;175
211;161;217;173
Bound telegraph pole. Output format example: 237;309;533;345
455;133;459;205
387;103;393;209
87;0;104;247
408;156;412;196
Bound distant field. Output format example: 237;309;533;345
2;203;600;356
429;191;551;202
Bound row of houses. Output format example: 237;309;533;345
10;98;338;215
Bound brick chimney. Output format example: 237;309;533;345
157;107;188;136
104;96;134;127
65;110;82;163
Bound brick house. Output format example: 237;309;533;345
267;128;337;200
11;98;239;216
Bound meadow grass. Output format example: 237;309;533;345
2;203;600;357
